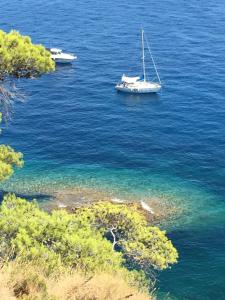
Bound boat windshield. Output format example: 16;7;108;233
50;48;62;54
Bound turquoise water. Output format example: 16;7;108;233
1;0;225;299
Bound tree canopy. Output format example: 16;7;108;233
0;30;55;80
0;194;123;274
0;144;23;181
79;202;178;271
0;194;154;295
0;113;23;181
0;194;178;278
0;30;55;119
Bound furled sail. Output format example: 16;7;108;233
121;74;140;84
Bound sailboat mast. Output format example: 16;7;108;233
142;29;146;82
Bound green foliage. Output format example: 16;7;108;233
0;113;23;181
0;194;122;274
0;30;55;120
0;30;55;80
0;194;178;296
0;144;23;181
79;202;178;270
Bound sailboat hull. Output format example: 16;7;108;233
115;82;161;94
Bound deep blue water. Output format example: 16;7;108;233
1;0;225;299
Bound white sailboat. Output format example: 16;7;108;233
116;30;161;94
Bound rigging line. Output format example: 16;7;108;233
144;35;162;84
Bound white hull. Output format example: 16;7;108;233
53;57;75;64
116;82;161;94
50;50;77;64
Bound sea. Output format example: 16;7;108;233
0;0;225;299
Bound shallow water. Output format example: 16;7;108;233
1;0;225;299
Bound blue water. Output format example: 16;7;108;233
1;0;225;299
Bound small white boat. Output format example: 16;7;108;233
116;30;161;94
48;48;77;64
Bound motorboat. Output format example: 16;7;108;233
116;30;161;94
47;48;77;64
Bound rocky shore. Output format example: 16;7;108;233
40;186;181;225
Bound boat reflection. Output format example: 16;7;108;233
118;92;160;107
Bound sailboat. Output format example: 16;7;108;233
115;30;161;94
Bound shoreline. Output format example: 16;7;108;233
0;178;185;226
0;184;181;224
19;185;182;225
